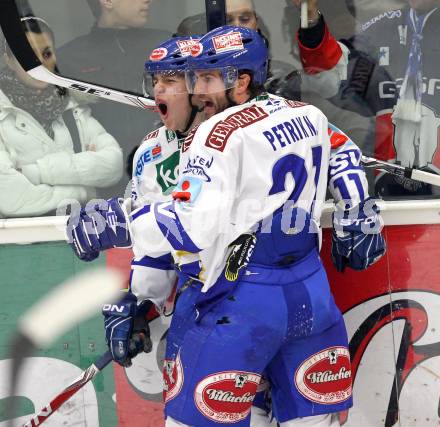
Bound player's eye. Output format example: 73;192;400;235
239;14;252;24
42;48;53;60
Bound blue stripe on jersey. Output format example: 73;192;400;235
154;201;201;253
332;172;366;203
131;204;151;221
131;254;174;270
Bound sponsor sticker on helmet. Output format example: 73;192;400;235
212;32;244;54
150;47;168;61
191;42;204;57
177;39;200;57
294;346;352;405
163;352;184;403
194;371;261;423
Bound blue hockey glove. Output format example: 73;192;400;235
66;198;131;262
103;291;153;367
331;197;386;272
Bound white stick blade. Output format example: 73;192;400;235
19;268;124;347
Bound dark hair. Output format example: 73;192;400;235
86;0;102;19
4;15;54;57
239;70;266;99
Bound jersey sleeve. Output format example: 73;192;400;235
129;121;240;259
327;123;370;207
129;254;177;310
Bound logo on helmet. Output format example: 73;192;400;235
212;32;244;54
150;47;168;61
190;42;204;57
177;39;200;57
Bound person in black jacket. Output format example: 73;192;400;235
57;0;171;198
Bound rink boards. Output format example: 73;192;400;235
1;203;440;426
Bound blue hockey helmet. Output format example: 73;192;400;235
185;25;268;94
143;36;201;96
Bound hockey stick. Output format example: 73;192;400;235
0;0;157;110
1;0;440;189
21;350;113;427
361;155;440;188
205;0;226;30
6;268;124;427
300;0;309;29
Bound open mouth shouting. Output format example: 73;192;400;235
156;100;169;119
201;100;216;118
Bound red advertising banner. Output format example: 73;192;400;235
108;224;440;426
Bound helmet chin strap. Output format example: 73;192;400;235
176;89;242;139
176;94;201;137
226;89;238;109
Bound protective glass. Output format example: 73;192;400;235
185;66;238;94
143;70;188;98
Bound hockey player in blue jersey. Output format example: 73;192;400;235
67;27;385;426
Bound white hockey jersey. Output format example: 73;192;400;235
130;95;334;290
129;127;182;307
132;127;182;206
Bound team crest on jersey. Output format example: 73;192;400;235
150;47;168;61
212;32;244;53
194;371;261;423
294;346;352;405
166;129;176;143
206;105;268;152
225;233;256;282
163;352;184;403
177;39;200;57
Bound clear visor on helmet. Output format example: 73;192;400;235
185;66;239;94
142;70;188;98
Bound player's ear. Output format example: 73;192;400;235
236;73;251;96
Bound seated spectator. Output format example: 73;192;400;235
0;16;122;218
177;0;371;155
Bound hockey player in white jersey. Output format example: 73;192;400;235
128;35;205;313
67;27;385;426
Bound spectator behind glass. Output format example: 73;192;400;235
0;16;122;218
177;0;373;159
294;0;440;198
57;0;171;199
176;0;302;101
